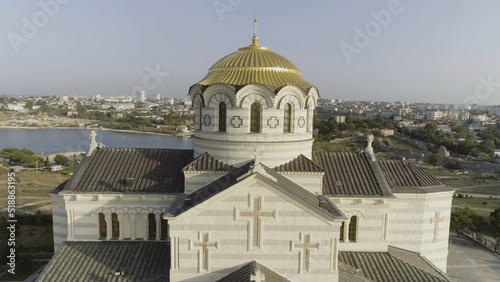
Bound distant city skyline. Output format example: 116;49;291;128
2;0;500;105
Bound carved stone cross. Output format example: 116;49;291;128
430;211;443;243
231;116;243;128
267;117;279;128
191;232;218;272
250;269;265;282
291;233;319;273
236;196;276;249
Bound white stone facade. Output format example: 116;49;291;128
51;194;176;251
167;174;342;282
190;83;319;167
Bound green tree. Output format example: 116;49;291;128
428;153;444;165
450;207;482;235
71;153;80;167
45;156;50;167
54;154;69;165
490;208;500;251
478;139;495;155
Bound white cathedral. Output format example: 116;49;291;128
39;20;453;282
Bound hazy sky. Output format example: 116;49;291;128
2;0;500;105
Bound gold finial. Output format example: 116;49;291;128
252;13;259;45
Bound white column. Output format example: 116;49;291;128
142;214;148;240
155;213;161;240
343;221;349;243
105;214;112;240
130;214;136;240
117;214;123;240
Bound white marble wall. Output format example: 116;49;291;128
169;180;341;282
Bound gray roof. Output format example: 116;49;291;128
274;154;324;173
339;246;450;282
61;148;193;194
168;163;344;221
378;160;450;193
38;241;170;282
216;260;291;282
171;160;254;216
313;152;390;196
182;152;234;172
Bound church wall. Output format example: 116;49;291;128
50;193;67;251
330;198;391;252
61;194;176;241
388;192;453;272
193;138;313;167
276;173;323;195
184;171;229;194
169;180;341;282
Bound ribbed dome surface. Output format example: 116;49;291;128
197;44;313;88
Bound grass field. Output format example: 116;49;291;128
0;171;70;209
387;136;426;152
312;139;362;152
452;197;500;225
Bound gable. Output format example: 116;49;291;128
168;164;344;223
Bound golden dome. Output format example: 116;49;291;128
197;40;313;89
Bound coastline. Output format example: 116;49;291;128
0;125;193;138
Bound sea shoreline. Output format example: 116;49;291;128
0;125;193;138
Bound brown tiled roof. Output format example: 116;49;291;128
38;241;170;282
216;260;291;282
378;160;445;189
182;152;234;172
62;148;193;193
339;249;450;282
313;152;390;196
274;154;324;173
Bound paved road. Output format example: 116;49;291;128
447;233;500;281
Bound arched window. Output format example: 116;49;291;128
111;213;119;239
99;213;106;239
148;213;156;240
348;216;357;242
250;102;261;133
161;213;169;240
339;222;344;241
219;102;226;132
284;103;292;133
